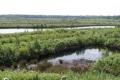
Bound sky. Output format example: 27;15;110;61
0;0;120;15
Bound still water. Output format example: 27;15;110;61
27;47;114;70
48;47;113;65
0;26;115;34
0;29;35;34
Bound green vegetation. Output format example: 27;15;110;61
0;28;120;67
0;27;120;79
94;54;120;76
0;71;119;80
0;15;120;28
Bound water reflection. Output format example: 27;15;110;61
26;47;117;71
48;48;112;65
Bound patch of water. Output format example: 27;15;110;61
0;29;35;34
48;48;112;65
0;26;115;34
25;47;115;71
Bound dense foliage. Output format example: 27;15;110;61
0;28;120;67
94;54;120;76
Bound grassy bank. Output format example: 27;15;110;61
0;28;120;67
0;71;120;80
0;70;119;80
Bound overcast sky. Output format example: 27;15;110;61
0;0;120;15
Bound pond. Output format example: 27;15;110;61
0;26;115;34
47;47;113;65
26;47;116;71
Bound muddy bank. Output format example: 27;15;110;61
16;59;94;73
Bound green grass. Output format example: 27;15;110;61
0;71;119;80
94;54;120;76
0;15;120;28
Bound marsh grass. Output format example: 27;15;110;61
0;70;119;80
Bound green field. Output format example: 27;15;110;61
0;15;120;28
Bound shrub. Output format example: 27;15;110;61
93;54;120;76
55;41;66;52
17;47;30;61
28;41;41;59
0;47;16;67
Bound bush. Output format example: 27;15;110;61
55;41;66;52
17;47;30;61
28;41;41;59
0;47;16;67
93;54;120;76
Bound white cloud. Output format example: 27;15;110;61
0;0;120;15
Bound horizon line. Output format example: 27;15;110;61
0;14;120;16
